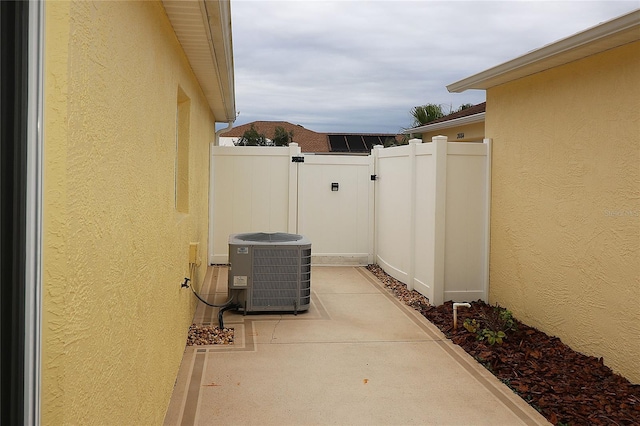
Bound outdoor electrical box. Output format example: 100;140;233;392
189;242;199;264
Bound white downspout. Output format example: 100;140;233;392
214;121;234;146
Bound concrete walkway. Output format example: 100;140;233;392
164;266;550;426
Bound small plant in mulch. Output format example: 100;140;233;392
462;304;517;345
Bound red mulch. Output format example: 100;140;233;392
423;301;640;425
367;265;640;426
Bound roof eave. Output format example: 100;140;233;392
447;10;640;93
163;0;236;122
403;112;485;135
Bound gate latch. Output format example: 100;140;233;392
292;156;304;163
370;174;378;181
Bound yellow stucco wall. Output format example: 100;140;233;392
420;121;485;143
43;1;214;423
486;41;640;383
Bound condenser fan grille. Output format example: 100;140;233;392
235;232;303;243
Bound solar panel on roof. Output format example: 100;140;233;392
327;134;398;153
328;135;349;152
362;136;383;150
345;135;367;152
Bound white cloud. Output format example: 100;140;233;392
230;1;638;133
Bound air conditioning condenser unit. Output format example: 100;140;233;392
228;232;311;314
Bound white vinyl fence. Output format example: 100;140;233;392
209;136;490;305
209;144;298;264
374;137;490;305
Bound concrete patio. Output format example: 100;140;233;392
164;266;549;426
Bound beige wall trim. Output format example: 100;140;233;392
447;9;640;92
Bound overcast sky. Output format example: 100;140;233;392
229;1;637;134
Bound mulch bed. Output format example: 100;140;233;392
367;264;640;426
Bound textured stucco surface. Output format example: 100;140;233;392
43;1;214;423
486;41;640;383
421;121;485;143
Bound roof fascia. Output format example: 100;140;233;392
403;112;485;135
447;10;640;93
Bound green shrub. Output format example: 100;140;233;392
463;304;517;345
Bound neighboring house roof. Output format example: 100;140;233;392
163;0;236;122
404;103;486;135
225;121;403;153
448;10;640;92
429;102;485;125
225;121;330;152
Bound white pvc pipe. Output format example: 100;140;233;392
453;302;471;329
